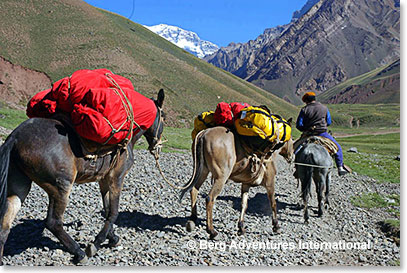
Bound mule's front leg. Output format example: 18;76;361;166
86;178;123;257
237;184;250;235
98;180;120;247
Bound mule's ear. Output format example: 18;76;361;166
287;117;293;125
157;89;164;108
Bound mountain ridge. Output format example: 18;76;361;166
319;59;400;104
206;0;400;105
144;24;219;58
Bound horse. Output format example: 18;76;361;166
294;141;333;223
179;124;294;239
0;89;165;264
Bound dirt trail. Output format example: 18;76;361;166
334;128;400;138
2;150;400;265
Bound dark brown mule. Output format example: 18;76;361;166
0;89;165;264
180;125;293;239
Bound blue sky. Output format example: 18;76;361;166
83;0;308;47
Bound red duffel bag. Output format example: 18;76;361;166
214;102;251;127
27;69;157;144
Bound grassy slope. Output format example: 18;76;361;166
0;0;298;126
338;133;400;184
319;59;400;104
327;103;400;129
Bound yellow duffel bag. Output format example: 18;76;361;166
272;114;292;143
191;111;216;139
234;107;291;143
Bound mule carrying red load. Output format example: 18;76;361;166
27;69;157;145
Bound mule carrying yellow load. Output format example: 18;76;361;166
191;111;216;139
234;106;291;144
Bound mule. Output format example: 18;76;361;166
0;89;165;264
294;142;332;223
180;125;293;239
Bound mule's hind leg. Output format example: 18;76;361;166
324;171;331;210
299;166;312;223
237;184;250;235
43;179;87;264
313;171;325;217
206;177;227;239
186;169;209;232
0;164;32;265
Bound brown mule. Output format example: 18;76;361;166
0;89;165;265
180;125;293;239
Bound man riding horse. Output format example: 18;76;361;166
295;91;348;176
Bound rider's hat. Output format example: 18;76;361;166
302;91;316;102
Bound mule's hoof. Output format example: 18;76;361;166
86;243;98;257
108;236;121;248
237;228;246;236
318;211;323;217
73;252;88;265
209;230;218;240
273;226;281;234
186;220;196;232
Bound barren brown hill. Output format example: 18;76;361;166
319;59;400;104
0;57;51;109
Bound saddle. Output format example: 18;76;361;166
294;135;338;156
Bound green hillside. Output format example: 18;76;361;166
319;59;400;104
327;103;400;130
0;0;298;126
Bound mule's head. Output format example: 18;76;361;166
279;138;294;163
145;89;165;159
279;118;294;163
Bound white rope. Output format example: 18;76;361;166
154;156;195;190
293;162;334;169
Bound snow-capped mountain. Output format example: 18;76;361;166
144;24;219;58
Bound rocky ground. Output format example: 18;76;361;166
2;150;400;266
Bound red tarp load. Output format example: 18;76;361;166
214;102;251;127
27;69;157;144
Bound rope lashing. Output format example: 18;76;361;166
103;73;141;146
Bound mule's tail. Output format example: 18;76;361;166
179;130;205;202
0;136;15;221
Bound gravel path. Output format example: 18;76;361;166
2;150;400;266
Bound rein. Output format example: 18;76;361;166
293;162;333;169
154;157;194;190
153;131;200;190
148;106;193;190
